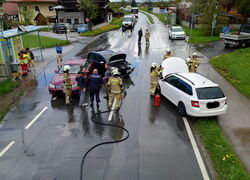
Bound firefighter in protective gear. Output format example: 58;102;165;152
191;52;200;72
145;29;150;45
108;69;123;110
163;48;173;60
63;65;72;105
150;63;160;96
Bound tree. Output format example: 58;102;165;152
236;0;250;17
19;7;34;24
121;0;127;8
131;0;137;7
80;0;98;30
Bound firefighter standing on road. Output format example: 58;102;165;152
150;63;161;96
63;65;72;105
108;69;123;110
163;48;173;60
186;52;200;72
145;29;150;46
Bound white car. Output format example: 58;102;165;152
159;57;227;117
122;15;136;31
169;26;186;40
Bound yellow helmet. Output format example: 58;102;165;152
186;58;192;63
151;62;157;68
192;52;198;57
166;48;171;53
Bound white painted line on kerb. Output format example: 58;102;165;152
182;117;210;180
25;107;48;129
108;97;117;121
0;141;15;158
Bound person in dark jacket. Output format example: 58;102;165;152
87;69;103;108
138;27;143;44
75;71;88;106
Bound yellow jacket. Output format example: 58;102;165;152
108;77;123;94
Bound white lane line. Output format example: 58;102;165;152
182;117;210;180
0;141;15;158
108;97;117;121
25;107;48;129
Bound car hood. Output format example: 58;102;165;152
50;73;77;85
109;54;126;63
161;57;189;78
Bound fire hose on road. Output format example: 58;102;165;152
79;98;129;180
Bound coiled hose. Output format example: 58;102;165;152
79;109;129;180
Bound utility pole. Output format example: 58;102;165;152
189;0;195;41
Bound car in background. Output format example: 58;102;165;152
122;15;136;31
168;26;186;40
77;24;88;33
48;58;88;97
52;23;67;33
159;57;227;117
87;50;134;77
131;7;139;18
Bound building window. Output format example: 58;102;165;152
49;6;53;11
74;18;79;24
66;19;72;24
35;6;40;12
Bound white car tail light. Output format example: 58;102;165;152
191;101;200;107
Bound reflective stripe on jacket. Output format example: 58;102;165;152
108;77;122;94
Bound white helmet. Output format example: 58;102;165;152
192;52;198;57
151;62;157;68
112;69;119;75
166;48;171;53
63;65;70;71
186;58;192;62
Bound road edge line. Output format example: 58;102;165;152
25;107;48;129
0;141;15;158
182;117;210;180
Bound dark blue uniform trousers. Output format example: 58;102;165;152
90;88;100;104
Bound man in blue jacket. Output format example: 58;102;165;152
87;69;103;108
56;43;63;69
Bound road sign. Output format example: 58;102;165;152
222;26;230;34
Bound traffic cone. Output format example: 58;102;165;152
154;94;160;106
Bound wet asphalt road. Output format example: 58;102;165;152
0;13;204;180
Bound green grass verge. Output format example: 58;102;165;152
0;110;8;122
40;27;53;32
139;11;154;24
139;8;168;24
211;47;250;98
193;118;250;180
0;79;20;97
80;18;122;37
181;26;221;43
23;34;71;49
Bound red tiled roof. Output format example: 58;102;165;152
3;2;18;15
5;0;57;2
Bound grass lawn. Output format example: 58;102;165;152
211;47;250;98
193;118;250;180
23;34;71;49
139;11;154;24
181;26;221;43
80;18;122;37
0;79;20;97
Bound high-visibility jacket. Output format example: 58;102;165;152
108;77;122;94
191;57;200;68
150;69;159;84
19;54;29;64
145;31;150;39
163;54;173;60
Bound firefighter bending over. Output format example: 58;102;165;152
186;52;200;72
150;63;161;96
108;69;123;110
163;48;173;60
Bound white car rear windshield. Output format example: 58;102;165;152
196;87;225;100
172;28;183;32
123;18;132;22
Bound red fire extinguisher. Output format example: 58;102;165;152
154;94;160;106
